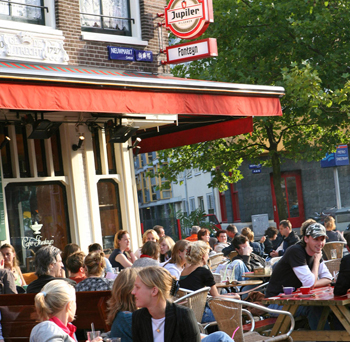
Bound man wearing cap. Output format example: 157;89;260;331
266;222;332;329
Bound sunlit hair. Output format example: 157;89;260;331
185;240;210;265
88;243;103;253
280;219;292;230
324;216;335;231
114;230;129;249
197;228;210;241
66;251;86;274
106;268;138;325
165;240;189;266
300;219;317;247
142;229;160;244
34;280;76;321
153;225;164;236
61;243;80;267
34;245;61;277
0;243;19;268
137;266;173;303
241;227;254;242
159;236;175;254
84;252;106;277
141;241;160;259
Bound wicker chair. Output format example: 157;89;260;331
324;258;341;277
323;241;346;260
208;253;225;270
174;287;210;323
228;251;238;260
208;297;294;342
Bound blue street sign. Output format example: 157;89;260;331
249;164;262;169
321;145;349;168
135;50;153;62
252;169;261;174
108;46;135;61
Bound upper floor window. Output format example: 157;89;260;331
80;0;132;36
0;0;46;25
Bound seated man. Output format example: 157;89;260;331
222;225;239;256
214;230;229;253
185;226;201;242
27;245;76;293
266;223;332;329
270;220;300;257
66;251;87;284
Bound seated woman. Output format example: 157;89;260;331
134;229;160;259
0;243;26;287
30;279;101;342
161;240;189;279
88;243;113;274
132;266;234;342
197;228;215;255
179;241;239;323
159;236;175;262
324;215;346;242
132;241;159;268
109;230;137;270
61;243;80;277
106;268;138;342
241;227;265;257
75;252;113;292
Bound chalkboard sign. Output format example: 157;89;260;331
251;214;269;237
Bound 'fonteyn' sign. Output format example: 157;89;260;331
165;0;214;39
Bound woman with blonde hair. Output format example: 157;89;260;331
0;243;26;287
108;230;137;270
30;280;101;342
241;227;264;257
159;236;175;262
106;268;138;342
75;252;112;292
134;229;160;258
324;215;346;242
132;266;234;342
161;239;189;279
180;241;239;322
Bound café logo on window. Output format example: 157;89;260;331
165;0;214;39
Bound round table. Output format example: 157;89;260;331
243;272;271;279
216;279;263;288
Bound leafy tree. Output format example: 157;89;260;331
151;0;350;220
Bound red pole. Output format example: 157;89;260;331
141;223;144;235
177;219;182;240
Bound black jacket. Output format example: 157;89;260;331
278;231;300;256
132;301;201;342
27;275;76;294
231;252;265;272
334;254;350;296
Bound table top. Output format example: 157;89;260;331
243;271;271;278
216;279;263;288
263;286;350;306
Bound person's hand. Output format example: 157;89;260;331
241;244;252;256
270;250;279;258
259;236;266;243
314;251;322;262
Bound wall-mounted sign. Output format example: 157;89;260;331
164;38;217;64
108;46;135;61
135;50;153;62
249;164;262;169
165;0;214;39
252;169;262;174
321;145;349;168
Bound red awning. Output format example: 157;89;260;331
0;82;282;117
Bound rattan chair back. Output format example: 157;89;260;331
323;241;345;260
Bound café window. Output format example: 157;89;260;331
80;0;132;36
98;179;122;251
5;181;70;272
0;0;46;25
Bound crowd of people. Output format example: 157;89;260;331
0;216;348;341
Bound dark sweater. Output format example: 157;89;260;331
27;275;76;293
132;301;201;342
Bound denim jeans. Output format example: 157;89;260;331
215;259;249;281
202;331;234;342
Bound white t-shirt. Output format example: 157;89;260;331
151;317;165;342
161;262;183;280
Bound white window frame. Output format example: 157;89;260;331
80;0;147;46
206;193;215;214
189;197;195;213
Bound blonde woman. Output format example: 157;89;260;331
75;252;112;292
134;229;160;259
131;267;234;342
161;240;189;279
241;227;265;256
179;241;239;322
30;280;101;342
0;243;26;287
106;268;138;342
324;216;346;242
159;236;175;262
109;230;137;270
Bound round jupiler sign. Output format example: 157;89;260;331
165;0;213;39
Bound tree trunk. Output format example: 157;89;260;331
271;151;288;221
